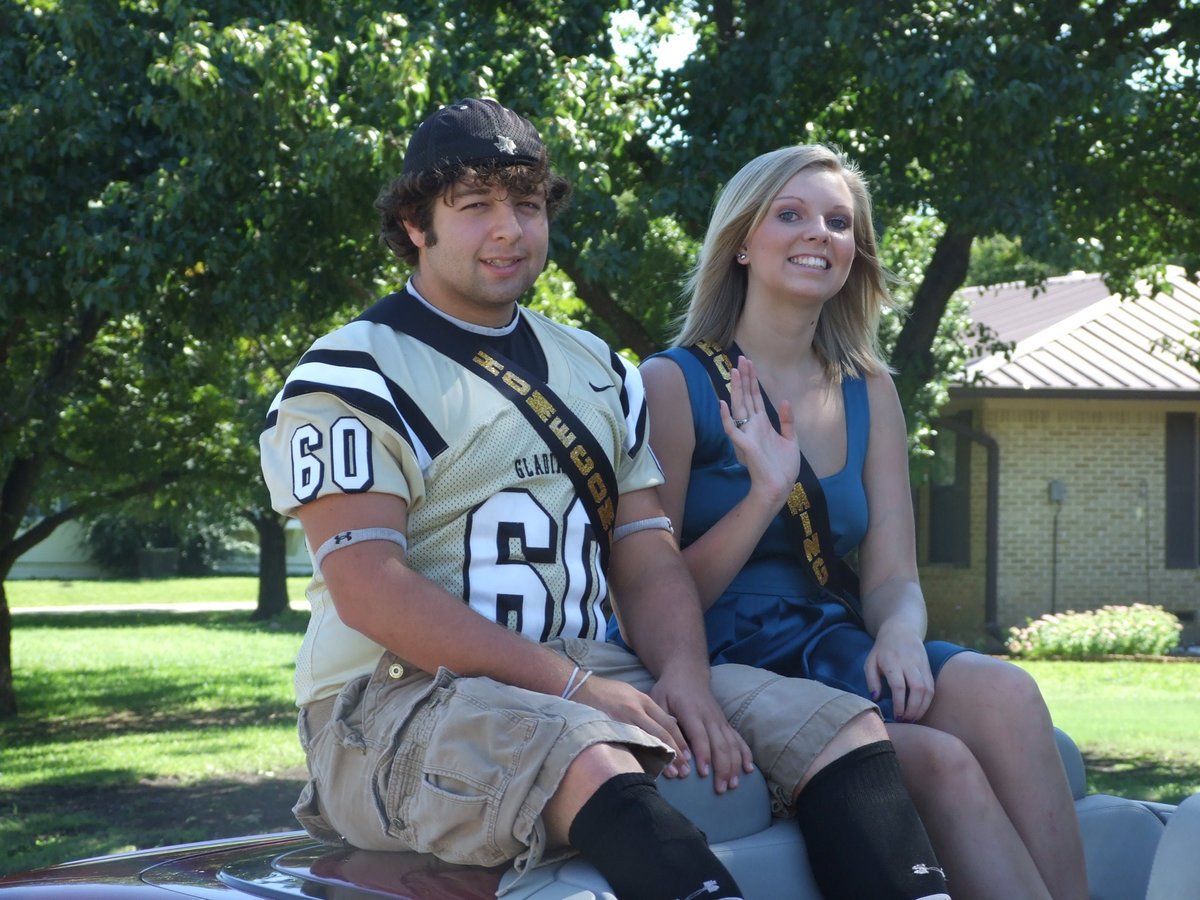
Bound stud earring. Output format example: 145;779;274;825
736;252;747;262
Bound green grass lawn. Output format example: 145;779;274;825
2;579;314;874
1013;658;1200;804
1;577;1197;876
5;575;313;608
5;613;308;788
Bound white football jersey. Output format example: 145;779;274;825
260;287;662;704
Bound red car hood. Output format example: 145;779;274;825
0;831;504;899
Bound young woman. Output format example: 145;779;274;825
623;144;1089;900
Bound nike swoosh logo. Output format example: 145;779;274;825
589;382;615;392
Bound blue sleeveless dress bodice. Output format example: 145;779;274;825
608;346;966;722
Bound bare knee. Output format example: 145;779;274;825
931;655;1052;739
1001;661;1050;718
543;743;642;848
799;709;889;790
890;725;990;809
899;726;975;777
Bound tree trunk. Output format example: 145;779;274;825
889;228;976;410
252;512;291;621
0;581;16;719
554;255;658;359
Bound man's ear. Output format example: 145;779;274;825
403;218;427;249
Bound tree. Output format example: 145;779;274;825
0;0;409;716
0;0;673;716
135;0;671;610
643;0;1200;410
4;0;1197;717
222;327;358;621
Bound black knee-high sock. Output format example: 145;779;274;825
795;741;949;900
568;772;744;900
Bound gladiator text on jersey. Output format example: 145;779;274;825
514;452;564;478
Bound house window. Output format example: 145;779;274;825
1165;412;1199;569
927;413;972;566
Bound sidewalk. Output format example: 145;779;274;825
10;600;283;615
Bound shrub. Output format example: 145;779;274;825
83;511;233;577
1006;604;1183;659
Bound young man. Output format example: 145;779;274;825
260;98;949;900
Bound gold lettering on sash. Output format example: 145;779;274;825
804;533;821;562
587;471;614;531
714;353;732;382
597;497;615;531
502;371;530;395
473;351;504;376
788;471;830;583
526;391;555;422
813;557;830;585
787;483;811;515
694;340;734;381
587;472;607;502
570;444;594;475
549;418;575;447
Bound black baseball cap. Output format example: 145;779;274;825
400;98;544;179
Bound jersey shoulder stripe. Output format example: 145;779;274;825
606;347;648;459
516;309;650;461
265;344;447;470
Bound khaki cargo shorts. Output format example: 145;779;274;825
293;637;874;876
570;638;876;816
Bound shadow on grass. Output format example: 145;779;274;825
10;609;309;632
6;649;298;735
1083;751;1200;806
0;769;308;877
1;697;298;745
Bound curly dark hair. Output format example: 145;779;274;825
375;149;572;266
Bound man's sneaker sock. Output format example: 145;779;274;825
795;740;950;900
568;771;744;900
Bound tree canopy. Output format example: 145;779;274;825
649;0;1200;401
1;0;1196;716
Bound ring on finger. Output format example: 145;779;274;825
733;417;749;428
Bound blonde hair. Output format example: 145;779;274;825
674;145;895;381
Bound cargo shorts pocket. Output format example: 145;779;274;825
377;672;559;868
291;778;343;845
299;659;442;851
291;699;350;846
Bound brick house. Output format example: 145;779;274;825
915;267;1200;648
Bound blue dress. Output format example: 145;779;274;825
609;347;966;721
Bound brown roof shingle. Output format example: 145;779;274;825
957;267;1200;394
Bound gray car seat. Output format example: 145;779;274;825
1144;792;1200;900
1055;728;1183;900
